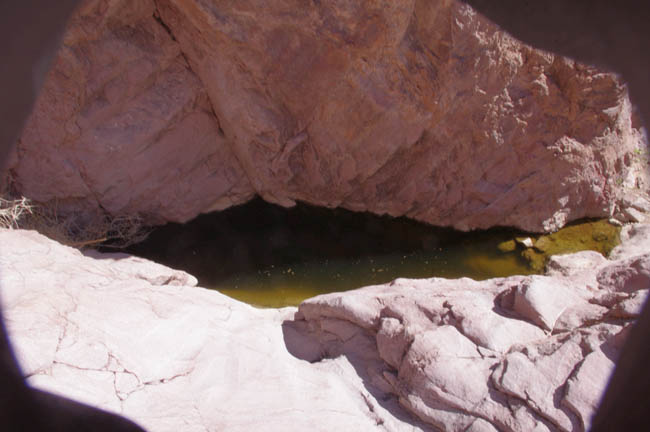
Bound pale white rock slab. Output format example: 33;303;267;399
622;207;646;223
0;229;421;432
2;223;650;431
451;287;546;352
610;289;649;318
563;347;616;431
493;335;584;431
512;277;583;331
596;253;650;293
609;224;650;260
29;363;123;414
546;250;607;279
620;193;650;213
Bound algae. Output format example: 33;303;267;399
497;239;516;252
519;219;621;272
125;199;621;308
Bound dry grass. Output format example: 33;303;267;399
0;197;34;229
0;196;151;249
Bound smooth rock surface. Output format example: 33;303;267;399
1;224;649;431
7;0;647;231
0;229;424;432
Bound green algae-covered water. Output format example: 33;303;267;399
215;245;532;308
125;199;620;308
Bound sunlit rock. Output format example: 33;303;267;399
294;224;650;431
8;0;646;232
2;224;650;431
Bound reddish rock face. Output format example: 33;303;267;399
8;0;646;230
7;0;254;223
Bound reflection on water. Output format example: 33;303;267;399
124;198;619;308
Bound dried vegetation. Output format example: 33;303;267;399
0;196;150;249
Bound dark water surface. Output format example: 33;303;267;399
124;198;620;308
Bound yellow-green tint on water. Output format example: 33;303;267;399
215;238;536;308
124;199;620;308
521;219;621;271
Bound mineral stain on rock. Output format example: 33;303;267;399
125;198;621;307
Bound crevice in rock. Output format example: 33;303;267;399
491;351;582;432
150;0;243;174
210;104;226;137
112;372;124;403
150;1;204;100
51;360;111;374
359;390;388;430
53;287;79;356
75;165;108;215
340;128;429;209
143;367;195;387
152;7;176;42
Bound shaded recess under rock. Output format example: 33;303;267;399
122;197;622;308
6;0;648;233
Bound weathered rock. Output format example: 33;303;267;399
295;225;650;431
7;0;254;224
7;0;646;231
609;223;650;259
511;277;580;331
620;192;650;213
516;237;535;248
0;229;425;432
621;207;646;223
546;250;608;279
608;217;623;227
2;224;650;431
563;345;616;431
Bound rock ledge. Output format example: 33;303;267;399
1;224;649;431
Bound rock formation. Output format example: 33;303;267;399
6;0;647;232
2;224;648;431
294;226;650;431
6;0;255;225
0;229;428;431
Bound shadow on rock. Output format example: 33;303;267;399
281;317;435;431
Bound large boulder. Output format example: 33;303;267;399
2;224;649;431
6;0;254;224
7;0;646;231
